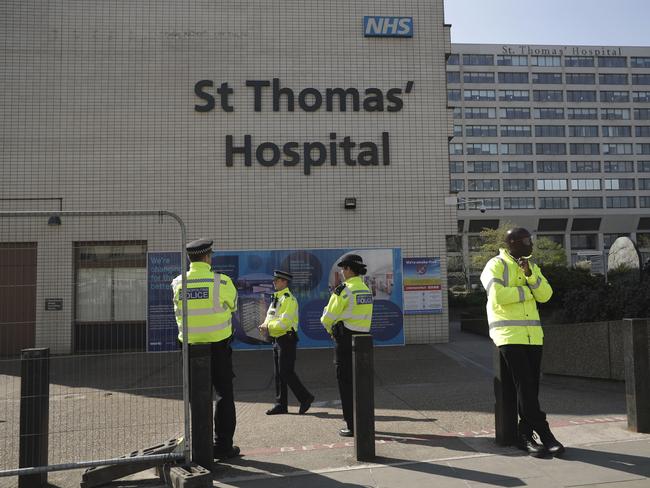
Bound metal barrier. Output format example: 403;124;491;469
0;210;190;483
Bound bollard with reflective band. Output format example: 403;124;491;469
189;344;214;470
623;318;650;433
353;334;375;461
493;346;518;446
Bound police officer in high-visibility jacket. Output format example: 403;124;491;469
171;239;240;460
258;270;314;416
480;228;564;457
320;254;373;437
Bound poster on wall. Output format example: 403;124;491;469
147;252;182;351
402;257;442;314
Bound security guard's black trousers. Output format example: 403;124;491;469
334;326;369;431
273;333;312;406
498;344;551;438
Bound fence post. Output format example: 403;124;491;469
19;348;50;488
623;318;650;433
189;344;214;470
493;346;518;446
353;335;375;461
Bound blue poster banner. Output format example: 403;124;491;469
147;252;182;351
402;257;442;314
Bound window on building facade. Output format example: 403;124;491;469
535;125;566;137
466;161;499;173
466;143;498;155
572;197;603;209
601;108;631;120
566;73;596;84
599;73;629;85
464;89;496;101
539;218;569;231
501;160;533;173
571;179;601;190
536;143;567;155
501;125;532;137
571;233;598;249
533;90;563;102
571;161;601;172
468;179;500;191
539;234;565;247
606;196;636;208
463;54;494;65
570;143;600;155
531;55;561;67
447;89;461;101
464;72;495;83
465;125;498;137
636;126;650;137
499;89;530;101
633;91;650;102
450;179;465;192
499;107;531;119
631;57;650;68
447;71;460;83
641;197;650;208
635;108;650;120
567;90;597;102
632;74;650;85
569;125;599;137
468;197;500;210
465;107;496;119
567;108;598;120
637;143;650;155
538;197;569;209
503;197;535;209
453;107;463;119
532;72;563;84
449;161;464;173
537;161;567;173
537;179;568;190
447;54;460;65
500;143;533;155
503;179;534;191
600;91;630;102
604;178;635;190
453;124;463;137
446;235;463;252
534;107;565;119
497;55;528;66
602;143;633;155
604;160;634;172
449;143;463;155
498;72;529;83
565;56;594;67
604;233;630;249
602;126;632;137
598;56;627;68
639;161;650;172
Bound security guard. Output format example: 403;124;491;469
320;254;373;437
259;270;314;415
171;239;240;460
480;228;564;457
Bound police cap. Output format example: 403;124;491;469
273;269;293;281
337;254;366;269
186;239;213;255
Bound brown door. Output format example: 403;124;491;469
0;243;37;357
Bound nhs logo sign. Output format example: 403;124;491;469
363;16;413;37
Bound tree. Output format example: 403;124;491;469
470;222;567;271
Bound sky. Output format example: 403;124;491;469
444;0;650;46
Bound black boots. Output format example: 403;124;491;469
539;430;566;456
518;433;546;457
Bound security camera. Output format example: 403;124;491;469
479;203;487;213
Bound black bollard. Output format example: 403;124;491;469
352;334;375;461
19;348;50;488
623;318;650;433
189;344;213;470
493;346;518;446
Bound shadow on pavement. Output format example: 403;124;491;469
560;446;650;479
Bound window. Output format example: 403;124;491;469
565;56;594;67
570;143;599;155
453;107;463;119
566;73;595;85
449;161;464;173
571;179;601;190
447;54;460;65
567;108;598;120
468;235;486;251
604;160;634;172
571;161;601;173
449;143;463;155
532;72;563;84
503;197;535;209
606;196;636;208
450;179;465;192
601;108;630;120
446;235;463;252
498;72;529;83
534;107;564;119
468;179;500;191
604;178;635;190
535;125;566;137
463;54;494;65
466;197;500;210
639;178;650;190
539;197;569;209
637;143;650;155
633;91;650;102
602;143;633;155
499;89;529;101
600;91;630;102
533;90;563;102
631;57;650;68
447;89;461;101
571;234;598;249
466;161;499;173
641;197;650;208
632;74;650;85
604;233;630;249
465;107;496;119
598;56;627;68
447;71;460;83
499;107;531;119
536;143;566;155
466;143;498;155
537;161;567;173
567;90;597;102
503;179;534;191
497;55;528;66
537;179;568;190
464;72;495;83
572;197;603;209
539;234;565;247
636;126;650;137
501;125;531;137
465;125;497;137
635;108;650;120
453;124;463;137
569;125;599;137
601;126;631;137
500;143;533;155
501;161;533;173
464;89;496;101
599;73;628;85
531;55;561;67
639;161;650;172
539;218;568;231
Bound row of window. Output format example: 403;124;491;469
448;54;650;69
453;124;650;138
453;195;650;209
449;142;650;156
451;178;650;192
448;89;650;103
452;107;650;120
449;160;650;174
447;71;650;85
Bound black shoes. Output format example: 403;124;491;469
213;445;241;460
299;395;315;415
540;432;566;456
518;433;546;458
266;404;288;415
339;428;354;437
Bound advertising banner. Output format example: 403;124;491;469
402;257;442;314
147;252;182;351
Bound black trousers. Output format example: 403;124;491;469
272;332;312;406
498;344;550;437
333;326;369;431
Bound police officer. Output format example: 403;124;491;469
320;254;373;437
259;270;315;415
171;239;240;460
480;228;564;457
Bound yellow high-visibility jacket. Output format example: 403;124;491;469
171;261;237;344
320;276;373;334
263;288;299;338
480;249;553;347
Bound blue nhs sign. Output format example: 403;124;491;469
363;16;413;38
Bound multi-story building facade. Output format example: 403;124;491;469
447;44;650;288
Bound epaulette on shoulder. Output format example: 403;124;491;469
334;283;346;295
220;279;228;285
284;292;291;298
